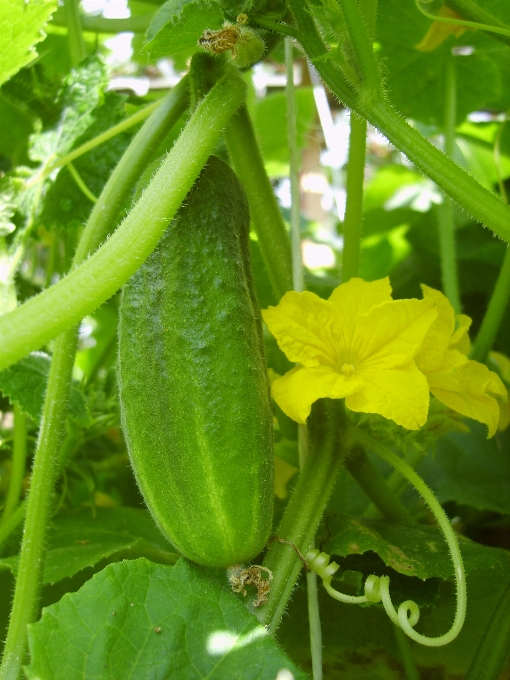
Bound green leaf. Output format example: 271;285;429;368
419;424;510;515
0;508;178;585
26;558;307;679
143;0;223;65
0;352;87;424
29;56;108;162
0;0;58;88
323;513;510;579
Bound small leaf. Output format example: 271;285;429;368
0;0;58;88
26;558;307;679
0;508;178;584
0;352;87;424
143;0;223;64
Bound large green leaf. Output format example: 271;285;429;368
0;0;58;88
0;508;177;585
26;558;307;679
0;352;87;424
323;513;510;579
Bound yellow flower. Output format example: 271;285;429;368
415;6;468;52
415;286;507;438
262;278;437;430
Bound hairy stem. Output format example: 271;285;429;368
338;0;381;99
287;0;510;243
0;74;234;679
225;106;293;300
364;444;426;518
0;74;245;371
0;330;78;680
257;400;347;633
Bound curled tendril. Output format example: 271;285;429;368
307;429;467;647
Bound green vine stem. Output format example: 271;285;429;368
66;161;98;203
63;0;87;66
423;0;510;46
24;100;162;189
0;74;246;371
342;113;367;281
224;105;293;300
257;399;348;633
344;446;414;524
464;578;510;680
0;404;27;527
286;0;510;244
338;0;381;100
0;75;239;679
351;427;467;647
364;443;426;518
0;330;79;680
437;53;461;314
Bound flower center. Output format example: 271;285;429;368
341;363;356;376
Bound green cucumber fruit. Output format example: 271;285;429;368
118;155;274;568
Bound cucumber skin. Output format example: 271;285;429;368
118;156;274;568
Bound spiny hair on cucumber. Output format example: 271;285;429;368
118;155;274;568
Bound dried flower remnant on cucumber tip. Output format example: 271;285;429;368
198;14;265;68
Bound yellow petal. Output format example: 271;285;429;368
428;357;508;437
450;314;472;355
355;298;437;369
329;277;393;349
415;285;455;372
415;6;467;52
272;365;363;424
262;291;337;368
345;362;430;430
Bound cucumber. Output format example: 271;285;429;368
118;155;273;568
